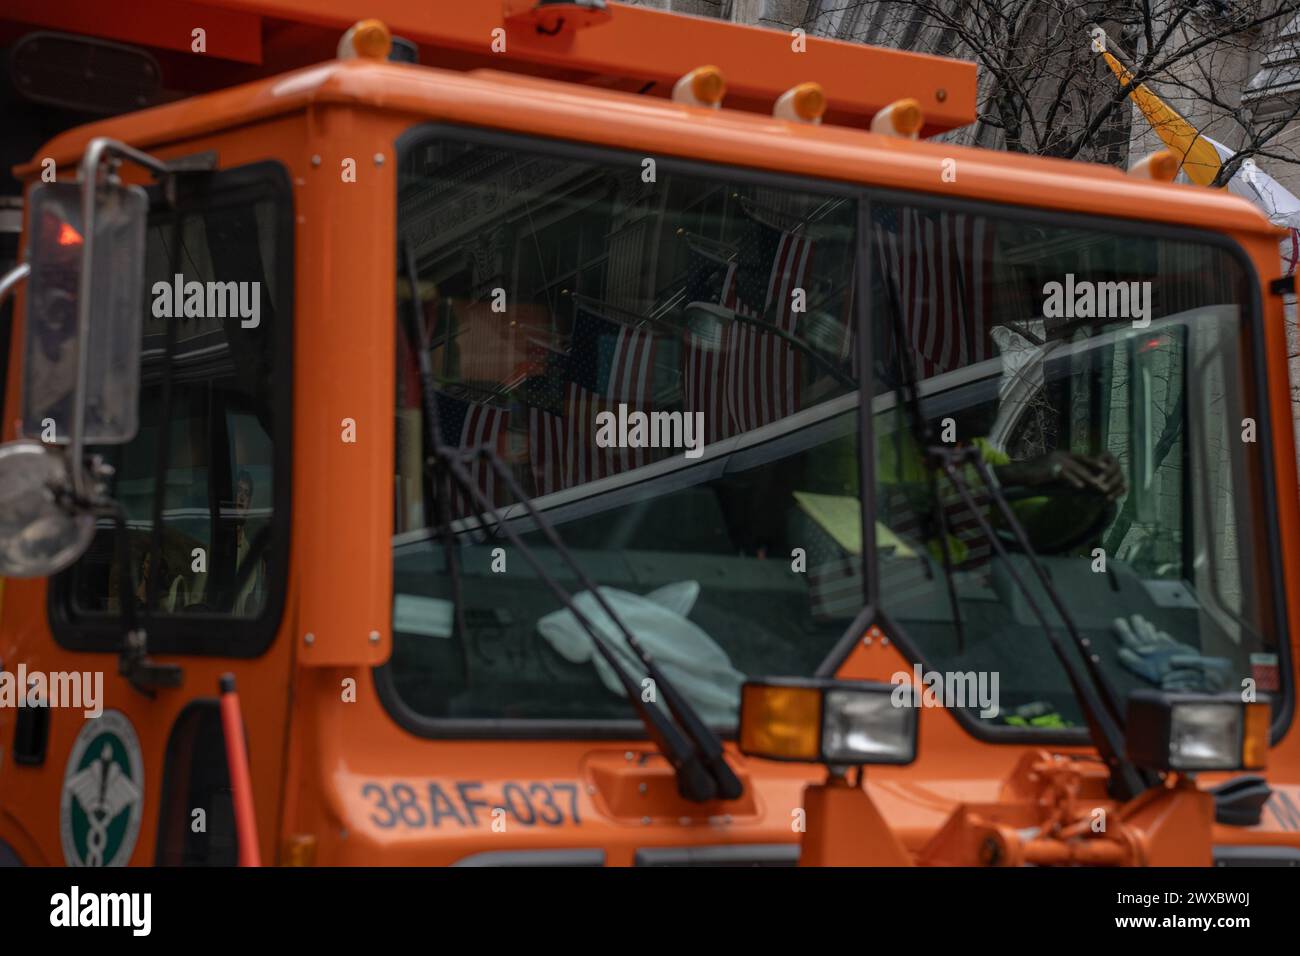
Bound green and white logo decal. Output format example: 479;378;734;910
60;710;144;867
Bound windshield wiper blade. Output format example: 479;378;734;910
923;464;966;655
872;228;1143;797
399;239;734;803
879;273;966;652
962;453;1130;727
465;446;743;801
443;451;718;801
931;445;1147;799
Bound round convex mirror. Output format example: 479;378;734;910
0;440;94;577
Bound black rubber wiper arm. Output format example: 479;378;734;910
870;208;1142;797
932;445;1146;799
440;447;718;802
879;264;966;654
462;443;742;801
399;239;733;803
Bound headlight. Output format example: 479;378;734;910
738;678;917;766
1126;690;1269;772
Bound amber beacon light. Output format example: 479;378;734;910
338;19;392;60
872;97;924;139
672;66;727;108
774;82;827;124
1128;149;1180;181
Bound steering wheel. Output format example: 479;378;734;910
989;484;1118;555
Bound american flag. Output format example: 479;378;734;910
524;307;660;494
523;339;568;498
807;548;934;621
873;206;995;381
879;478;994;571
837;272;857;369
566;305;659;483
727;217;814;433
681;243;738;442
435;391;510;520
873;203;1038;573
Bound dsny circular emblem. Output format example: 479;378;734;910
60;710;144;866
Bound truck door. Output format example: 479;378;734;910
0;159;294;866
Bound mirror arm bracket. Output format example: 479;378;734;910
65;138;215;497
0;261;29;308
118;629;183;698
158;151;218;209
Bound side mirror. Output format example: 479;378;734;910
22;177;147;446
0;440;93;577
0;138;169;577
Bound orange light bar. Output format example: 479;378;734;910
203;0;978;133
774;82;826;124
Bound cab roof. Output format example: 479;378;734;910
5;0;977;134
21;57;1281;241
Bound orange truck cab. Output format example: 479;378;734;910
0;1;1297;868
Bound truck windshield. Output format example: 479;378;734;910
385;128;1286;735
868;203;1285;732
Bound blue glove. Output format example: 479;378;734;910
1113;614;1233;693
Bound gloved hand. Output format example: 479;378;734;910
1113;614;1233;692
996;450;1126;501
1003;700;1071;728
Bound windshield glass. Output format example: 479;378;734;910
868;201;1284;731
389;131;858;727
386;128;1286;735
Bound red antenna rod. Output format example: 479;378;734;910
219;673;262;867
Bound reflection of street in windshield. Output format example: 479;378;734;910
873;310;1271;729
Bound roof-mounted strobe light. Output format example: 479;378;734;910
1129;149;1179;182
871;97;923;139
774;82;826;124
672;66;726;109
504;0;612;35
338;19;392;60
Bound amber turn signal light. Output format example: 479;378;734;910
739;677;918;765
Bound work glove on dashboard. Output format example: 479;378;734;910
1112;614;1233;693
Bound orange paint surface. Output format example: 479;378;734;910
0;18;1296;866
